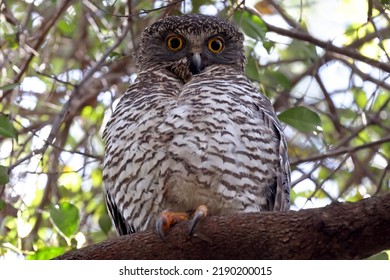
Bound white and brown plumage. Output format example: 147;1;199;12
103;14;290;236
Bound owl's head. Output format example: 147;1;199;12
137;14;246;78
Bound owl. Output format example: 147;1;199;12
102;14;290;236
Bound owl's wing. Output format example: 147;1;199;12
273;123;291;211
256;93;291;211
104;190;126;234
105;188;136;235
103;93;139;235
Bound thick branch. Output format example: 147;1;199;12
56;193;390;260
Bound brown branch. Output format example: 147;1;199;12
7;13;130;172
265;24;390;73
243;6;390;75
314;72;343;134
377;163;390;194
372;0;390;22
55;193;390;260
267;0;302;29
348;24;390;49
291;135;390;166
282;23;390;91
333;55;390;92
0;1;21;26
1;0;74;101
93;0;185;18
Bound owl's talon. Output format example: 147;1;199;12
189;204;208;235
156;210;189;238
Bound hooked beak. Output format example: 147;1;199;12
189;52;204;74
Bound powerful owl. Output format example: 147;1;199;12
103;14;290;236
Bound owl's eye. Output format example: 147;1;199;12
207;37;224;53
166;35;184;51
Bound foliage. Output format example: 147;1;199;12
0;0;389;259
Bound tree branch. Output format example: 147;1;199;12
55;193;390;260
244;6;390;74
1;0;74;101
291;135;390;166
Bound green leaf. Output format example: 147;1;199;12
26;247;66;260
0;115;18;140
57;19;77;37
366;251;389;260
263;69;292;90
318;167;329;180
234;11;267;40
0;83;20;91
91;168;102;188
382;0;390;5
0;199;5;211
291;189;314;201
281;39;318;62
245;56;261;82
98;213;112;234
262;40;275;53
352;88;367;109
372;92;389;111
49;202;79;237
0;165;9;185
313;189;328;199
346;190;364;203
278;106;322;133
51;57;66;74
108;51;121;60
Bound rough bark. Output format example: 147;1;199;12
56;193;390;260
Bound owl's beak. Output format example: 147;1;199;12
189;52;204;74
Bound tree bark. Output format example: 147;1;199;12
55;193;390;260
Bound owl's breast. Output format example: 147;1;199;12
152;74;280;214
103;70;281;232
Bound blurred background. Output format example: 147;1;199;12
0;0;389;259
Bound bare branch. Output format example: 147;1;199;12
243;6;390;75
8;13;130;171
55;193;390;260
291;135;390;166
1;0;75;101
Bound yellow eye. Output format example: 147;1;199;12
207;37;224;53
166;35;184;51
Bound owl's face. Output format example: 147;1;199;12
137;14;246;78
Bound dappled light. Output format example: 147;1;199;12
0;0;389;259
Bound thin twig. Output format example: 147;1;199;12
91;0;185;18
8;15;130;171
243;6;390;74
1;0;74;102
291;135;390;166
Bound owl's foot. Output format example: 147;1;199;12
156;205;208;239
156;210;189;239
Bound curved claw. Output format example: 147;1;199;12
189;204;208;235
